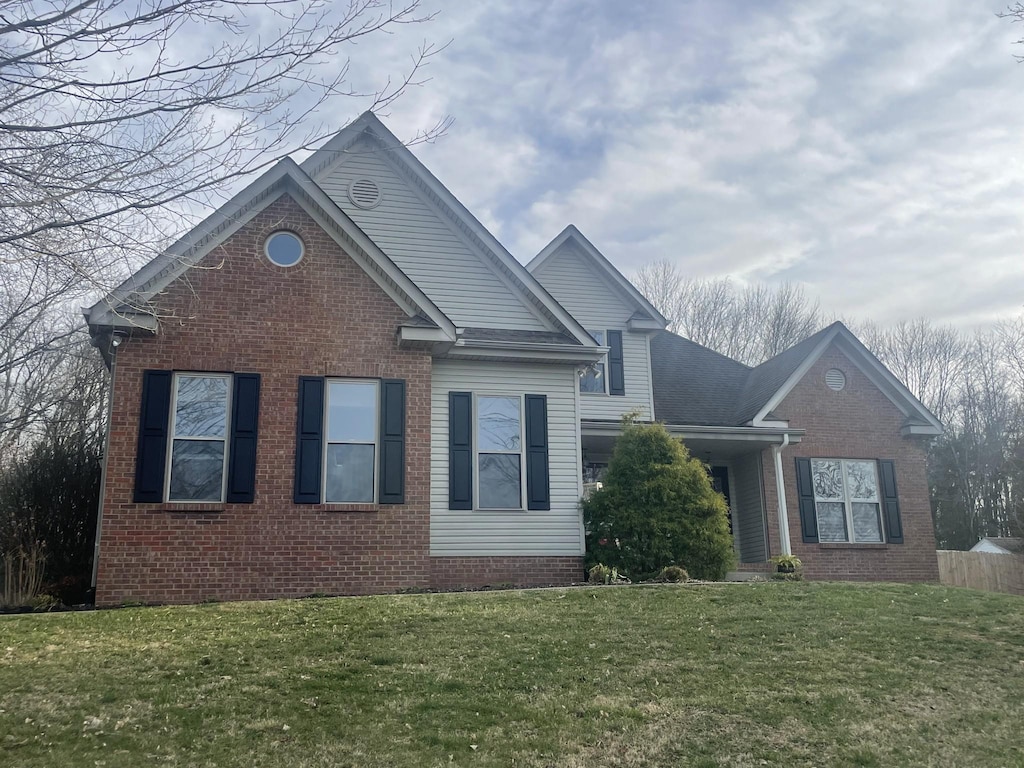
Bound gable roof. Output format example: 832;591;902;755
738;321;943;435
84;156;456;340
650;322;943;437
971;537;1024;555
650;331;752;426
527;225;669;329
300;112;598;349
733;325;838;425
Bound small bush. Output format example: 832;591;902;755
583;420;735;581
587;563;629;585
655;565;689;583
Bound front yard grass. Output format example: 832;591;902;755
1;582;1022;767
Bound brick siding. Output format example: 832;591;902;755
96;195;436;605
760;344;940;582
429;556;584;590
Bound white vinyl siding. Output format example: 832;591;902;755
531;242;654;421
317;137;548;331
430;359;583;556
732;452;768;563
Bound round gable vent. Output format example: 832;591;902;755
348;178;381;209
825;368;846;391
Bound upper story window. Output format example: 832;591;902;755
325;380;378;503
811;459;883;543
579;329;607;394
168;373;230;502
476;395;523;509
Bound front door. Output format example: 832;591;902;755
709;465;732;535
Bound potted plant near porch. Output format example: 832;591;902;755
770;554;802;574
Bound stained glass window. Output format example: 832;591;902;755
810;459;883;543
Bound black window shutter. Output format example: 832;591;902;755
525;394;550;511
379;379;406;504
448;392;473;510
794;457;818;543
294;377;324;504
878;460;903;544
226;373;260;503
608;330;625;396
134;370;173;503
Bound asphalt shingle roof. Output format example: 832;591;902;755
651;323;841;427
649;331;752;426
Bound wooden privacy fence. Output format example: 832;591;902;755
937;550;1024;596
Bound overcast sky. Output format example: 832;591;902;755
333;1;1024;329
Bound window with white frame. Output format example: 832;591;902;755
167;373;230;502
476;395;523;509
324;380;378;503
811;459;884;543
579;329;607;394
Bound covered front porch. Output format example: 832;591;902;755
580;421;804;568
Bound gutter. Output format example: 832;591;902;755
771;433;793;556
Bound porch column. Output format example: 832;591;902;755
771;435;793;556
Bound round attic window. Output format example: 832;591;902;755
825;368;846;391
348;178;382;209
265;231;304;267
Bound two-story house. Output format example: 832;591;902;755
85;112;942;605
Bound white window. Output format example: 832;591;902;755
167;373;230;502
580;329;607;394
476;395;523;509
811;459;884;543
325;380;378;503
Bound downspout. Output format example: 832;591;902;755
91;334;119;591
771;434;793;556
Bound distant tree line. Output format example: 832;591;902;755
634;260;1024;550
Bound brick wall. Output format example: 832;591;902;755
429;556;584;590
760;344;940;582
96;194;434;605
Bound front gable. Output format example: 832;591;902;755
314;133;549;331
85;159;456;347
742;323;943;437
302;114;596;348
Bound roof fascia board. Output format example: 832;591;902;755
306;113;598;349
528;225;669;328
581;420;804;440
446;342;603;365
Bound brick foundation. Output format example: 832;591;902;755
429;556;585;590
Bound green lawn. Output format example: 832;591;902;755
1;583;1022;767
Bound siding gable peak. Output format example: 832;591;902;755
528;225;668;331
300;112;596;346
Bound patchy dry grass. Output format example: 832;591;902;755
1;582;1022;767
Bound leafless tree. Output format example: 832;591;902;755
633;261;822;365
999;3;1024;60
0;0;446;447
857;318;970;424
0;0;447;366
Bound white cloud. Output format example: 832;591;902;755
327;0;1024;328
